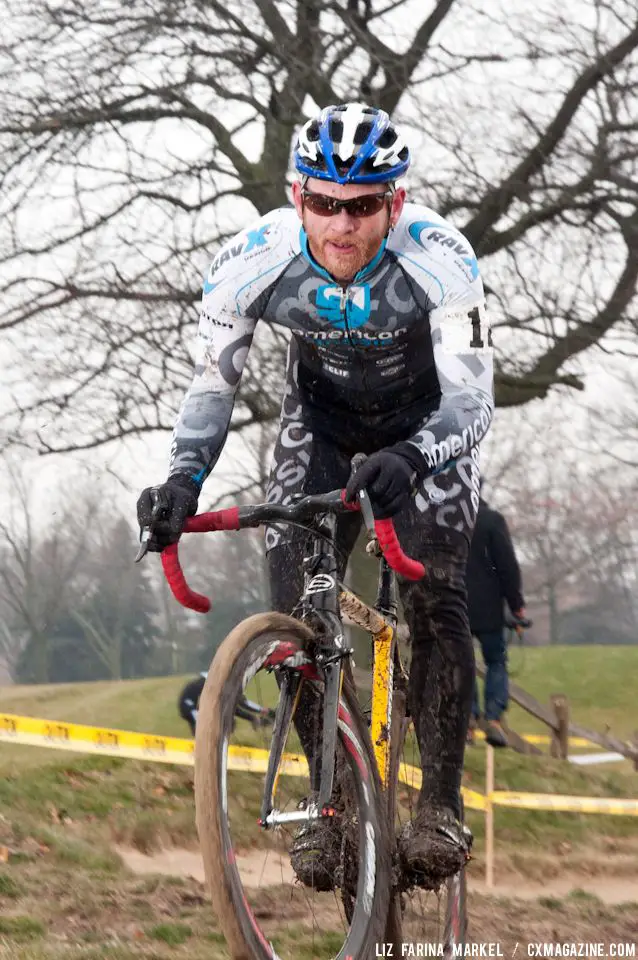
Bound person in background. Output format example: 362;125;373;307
466;488;526;748
178;671;275;735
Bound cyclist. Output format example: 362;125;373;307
138;102;494;890
178;671;275;734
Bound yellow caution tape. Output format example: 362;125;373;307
0;712;195;765
490;791;638;816
224;744;307;777
473;729;601;749
524;735;595;748
397;759;486;812
461;788;487;812
0;713;485;810
4;714;636;817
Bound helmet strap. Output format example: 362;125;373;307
385;182;397;237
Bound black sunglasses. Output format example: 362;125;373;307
301;189;393;218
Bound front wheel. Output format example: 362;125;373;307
195;611;390;959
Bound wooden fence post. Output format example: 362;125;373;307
550;694;569;760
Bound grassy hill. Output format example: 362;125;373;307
1;648;637;957
494;643;638;739
3;644;637;737
2;646;638;855
1;675;189;738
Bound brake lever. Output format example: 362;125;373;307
134;530;151;563
358;488;376;535
349;452;376;534
134;489;163;563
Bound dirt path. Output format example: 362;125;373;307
117;846;208;884
117;846;638;904
117;845;294;888
470;875;638;904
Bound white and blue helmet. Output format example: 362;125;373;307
294;102;410;185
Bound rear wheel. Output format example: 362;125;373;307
195;612;390;959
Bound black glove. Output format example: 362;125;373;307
136;474;199;552
344;444;428;519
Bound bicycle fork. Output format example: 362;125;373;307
258;513;346;828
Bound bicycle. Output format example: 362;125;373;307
156;470;470;959
178;673;277;735
504;613;533;680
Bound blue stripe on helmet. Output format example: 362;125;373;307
294;161;408;184
317;110;341;182
347;110;388;181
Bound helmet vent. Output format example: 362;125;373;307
329;119;344;142
377;129;397;149
354;121;373;144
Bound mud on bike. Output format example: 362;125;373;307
149;471;471;959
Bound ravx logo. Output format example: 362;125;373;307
203;224;271;294
408;220;479;281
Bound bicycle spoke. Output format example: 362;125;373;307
394;722;468;952
196;617;389;959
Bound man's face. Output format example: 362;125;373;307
292;178;406;283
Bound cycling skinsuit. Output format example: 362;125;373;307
178;673;272;734
169;202;494;816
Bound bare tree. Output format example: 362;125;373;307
587;367;638;468
0;0;636;456
496;437;638;643
0;467;95;681
0;462;182;681
0;604;27;681
69;517;160;680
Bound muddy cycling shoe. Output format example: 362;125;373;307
399;807;472;891
290;811;342;892
485;719;508;748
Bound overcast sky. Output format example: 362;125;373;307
2;0;636;532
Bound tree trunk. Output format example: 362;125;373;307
31;631;49;684
548;583;560;645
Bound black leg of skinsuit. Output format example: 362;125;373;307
266;413;477;816
393;517;474;820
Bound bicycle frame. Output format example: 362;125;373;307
264;511;405;822
243;511;408;835
150;484;423;825
339;563;403;790
157;487;470;955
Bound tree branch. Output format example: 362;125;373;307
464;19;638;242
